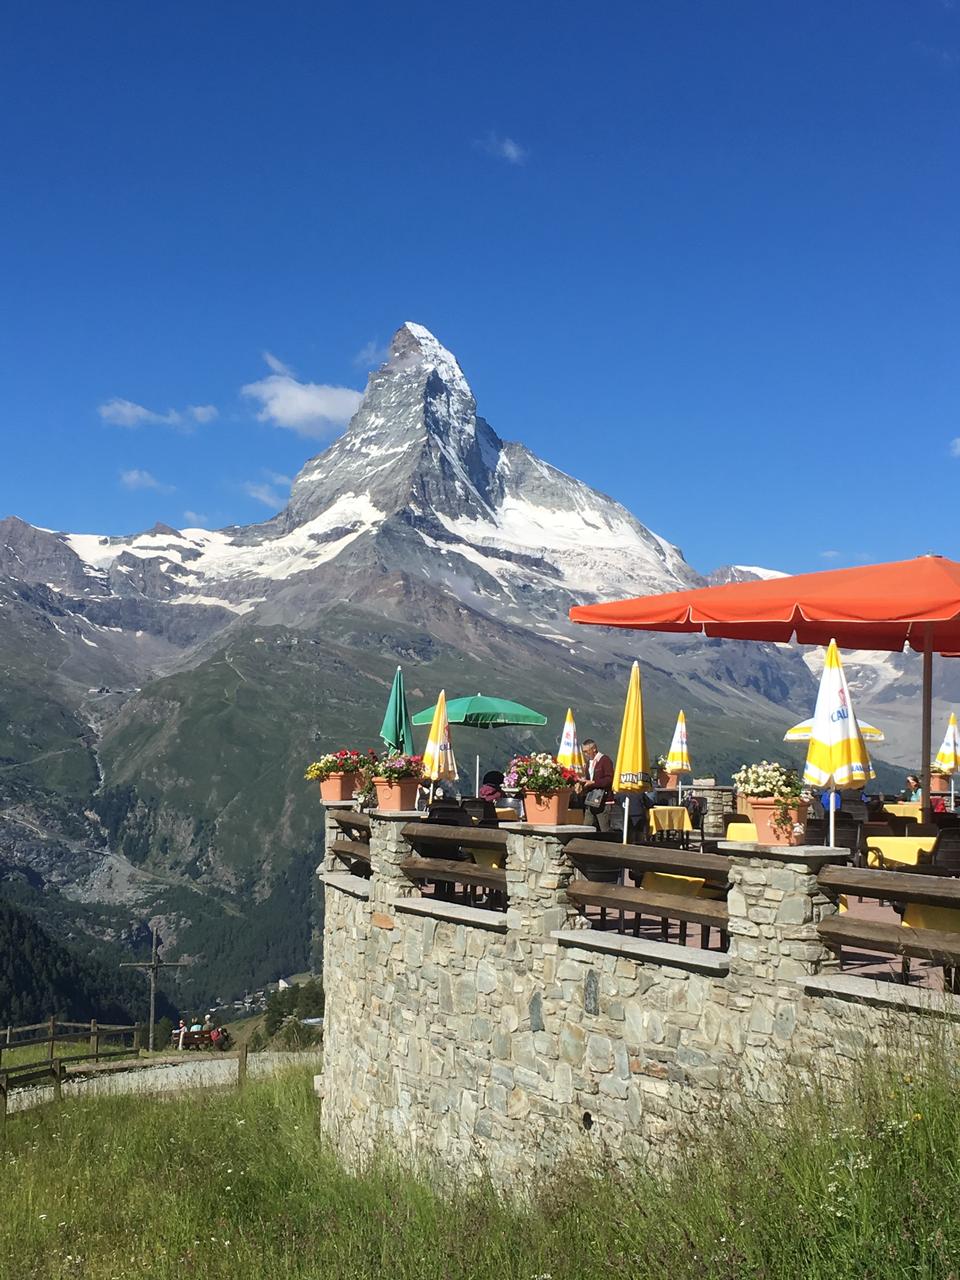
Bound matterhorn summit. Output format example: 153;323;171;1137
17;322;699;628
278;321;701;613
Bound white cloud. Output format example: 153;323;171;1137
241;354;362;438
242;481;286;509
100;399;179;427
820;550;840;560
264;470;292;487
263;351;294;376
120;468;174;493
476;132;529;165
99;398;218;428
183;510;210;526
353;339;390;368
949;438;960;458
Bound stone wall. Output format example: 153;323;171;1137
318;813;958;1185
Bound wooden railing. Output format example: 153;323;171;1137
817;865;960;984
0;1019;142;1123
328;810;372;875
565;838;731;949
399;823;508;911
0;1017;140;1069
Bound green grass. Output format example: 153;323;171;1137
3;1051;960;1280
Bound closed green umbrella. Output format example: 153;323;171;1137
380;666;415;755
412;694;547;793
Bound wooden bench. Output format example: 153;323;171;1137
170;1029;230;1051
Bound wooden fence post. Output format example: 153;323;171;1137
237;1043;248;1089
47;1016;56;1062
89;1020;99;1062
133;1023;142;1052
0;1078;6;1132
52;1059;62;1104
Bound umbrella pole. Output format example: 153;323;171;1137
921;632;933;824
475;753;480;798
829;784;836;849
623;796;630;845
952;777;956;811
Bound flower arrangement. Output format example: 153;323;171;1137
304;750;366;782
732;760;804;801
505;753;580;800
733;760;805;840
372;752;424;781
655;754;669;772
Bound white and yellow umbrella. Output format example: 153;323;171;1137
934;711;960;807
613;661;652;845
785;718;884;742
664;710;691;796
557;707;585;773
422;689;458;791
802;639;874;845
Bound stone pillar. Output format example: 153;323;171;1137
724;843;847;984
367;813;420;911
722;842;850;1096
504;829;587;939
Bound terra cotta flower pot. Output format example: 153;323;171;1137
931;774;950;795
372;777;420;811
523;788;573;825
746;797;808;846
318;772;359;803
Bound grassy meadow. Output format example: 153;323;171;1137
2;1053;960;1280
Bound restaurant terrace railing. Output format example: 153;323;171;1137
565;838;731;950
328;810;372;876
817;863;960;989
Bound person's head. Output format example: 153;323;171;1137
582;738;599;761
907;774;920;791
482;770;504;788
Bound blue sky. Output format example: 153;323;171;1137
2;1;958;576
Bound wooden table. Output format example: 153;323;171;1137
883;802;923;822
648;806;693;835
866;834;937;867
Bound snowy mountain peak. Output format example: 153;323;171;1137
392;322;472;398
15;324;703;627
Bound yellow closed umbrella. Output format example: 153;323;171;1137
664;710;691;797
934;711;960;807
613;661;652;845
803;639;874;846
557;707;585;772
422;689;458;794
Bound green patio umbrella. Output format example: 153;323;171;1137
412;694;547;793
380;666;415;755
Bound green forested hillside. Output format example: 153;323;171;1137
0;897;170;1025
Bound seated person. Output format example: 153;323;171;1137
906;775;922;802
189;1018;203;1033
479;771;518;812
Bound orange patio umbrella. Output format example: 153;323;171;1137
570;555;960;818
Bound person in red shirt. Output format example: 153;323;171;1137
581;738;614;835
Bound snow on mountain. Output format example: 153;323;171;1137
707;564;788;585
49;323;701;621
